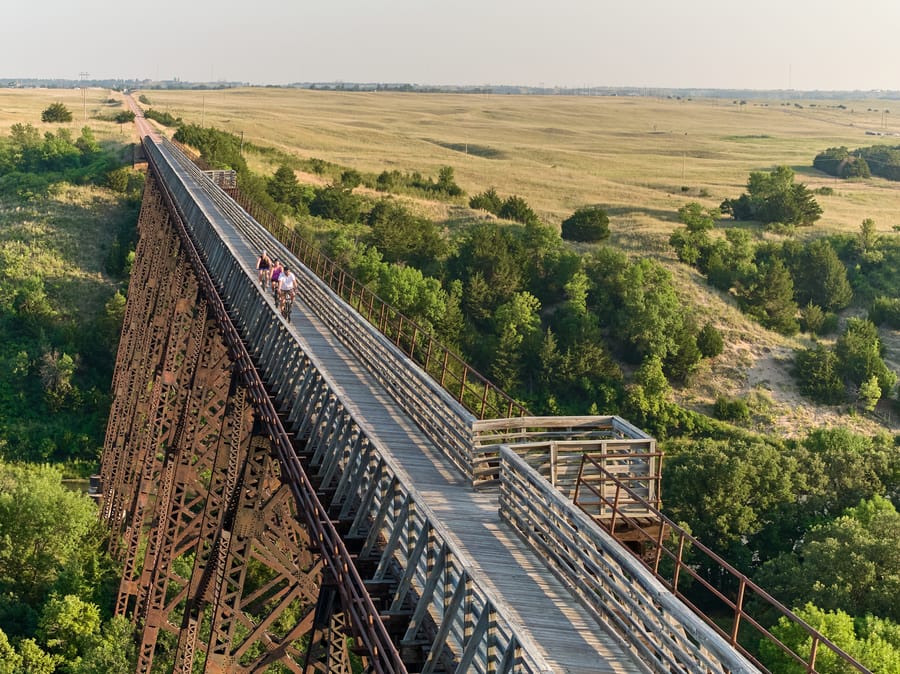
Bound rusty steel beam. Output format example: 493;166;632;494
102;174;360;673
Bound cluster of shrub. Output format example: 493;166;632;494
672;195;900;408
0;121;118;199
815;144;900;181
375;165;464;197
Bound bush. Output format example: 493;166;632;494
340;169;362;189
795;343;846;404
469;187;502;214
869;296;900;328
143;108;181;127
561;206;610;242
113;110;135;124
41;102;72;123
713;396;751;423
498;195;539;225
697;323;724;358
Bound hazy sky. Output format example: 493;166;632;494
3;0;899;90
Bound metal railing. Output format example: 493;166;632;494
173;137;525;420
147;136;553;673
573;454;872;674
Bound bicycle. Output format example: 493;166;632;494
279;288;294;323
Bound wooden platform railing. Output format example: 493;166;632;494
471;415;657;492
499;446;759;674
572;454;873;674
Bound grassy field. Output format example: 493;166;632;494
138;88;900;240
134;88;900;435
0;88;136;320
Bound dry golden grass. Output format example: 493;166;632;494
139;88;900;240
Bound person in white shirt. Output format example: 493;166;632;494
278;266;297;305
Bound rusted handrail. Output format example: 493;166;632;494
574;453;872;674
220;185;527;421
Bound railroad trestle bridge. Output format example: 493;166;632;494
98;117;866;674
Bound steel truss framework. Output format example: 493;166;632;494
100;177;356;673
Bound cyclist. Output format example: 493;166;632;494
256;250;271;287
269;259;283;296
278;266;297;307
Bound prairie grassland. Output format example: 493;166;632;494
0;88;130;136
139;88;899;435
140;88;900;240
0;88;135;320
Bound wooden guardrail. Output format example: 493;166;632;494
499;446;758;674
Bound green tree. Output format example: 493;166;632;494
859;375;882;411
792;239;852;311
75;127;100;155
560;206;610;242
757;496;900;621
739;258;799;334
721;165;822;226
696;323;724;358
794;343;846;404
762;604;900;674
857;218;884;263
375;264;448;332
615;258;685;363
366;199;447;271
339;168;362;189
450;223;524;325
498;195;539;225
469;187;502;214
835;318;897;398
37;595;101;662
663;438;803;554
0;463;100;603
309;185;361;223
677;202;719;232
266;165;303;207
0;629;22;674
490;291;541;391
801;429;897;519
435;166;463;196
41;103;73;123
71;616;135;674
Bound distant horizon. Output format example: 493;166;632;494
4;76;900;99
4;0;900;93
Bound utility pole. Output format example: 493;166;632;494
79;71;89;122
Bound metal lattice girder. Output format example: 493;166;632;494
104;176;343;674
